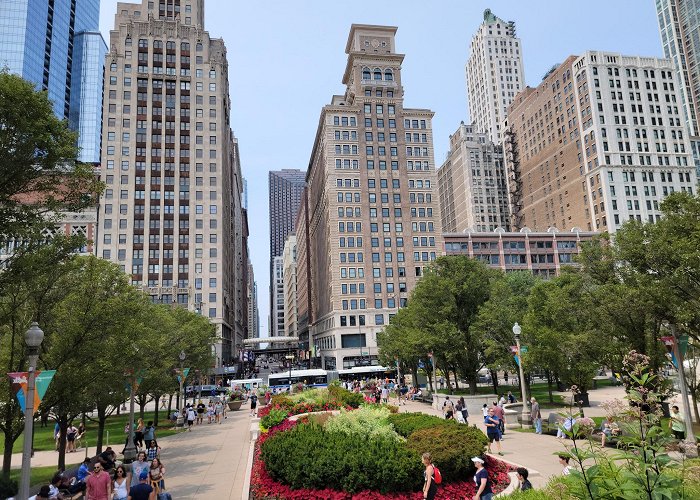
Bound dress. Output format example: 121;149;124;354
423;468;438;500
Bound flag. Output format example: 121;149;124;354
175;367;190;385
514;354;520;367
660;336;678;369
8;370;56;415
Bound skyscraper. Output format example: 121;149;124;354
0;0;106;164
282;234;297;337
301;24;443;370
656;0;700;176
96;0;247;366
438;122;510;232
466;9;525;144
504;51;696;233
268;169;305;336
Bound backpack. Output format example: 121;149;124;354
433;465;442;484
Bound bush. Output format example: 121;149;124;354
260;408;287;430
324;405;401;442
388;412;452;437
261;422;423;494
327;384;365;408
406;424;488;482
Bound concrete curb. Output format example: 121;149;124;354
242;438;255;500
485;453;541;477
495;472;520;497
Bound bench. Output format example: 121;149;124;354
414;392;433;404
541;413;561;435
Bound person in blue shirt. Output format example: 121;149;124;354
484;408;503;455
471;456;493;500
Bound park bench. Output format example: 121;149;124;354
541;413;561;435
415;391;433;404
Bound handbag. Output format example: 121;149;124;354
157;492;172;500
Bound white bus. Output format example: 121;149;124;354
230;378;263;392
338;365;393;381
267;369;338;390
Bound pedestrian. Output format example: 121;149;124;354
530;397;542;434
127;469;154;500
442;396;455;420
207;401;215;423
186;406;197;429
558;454;572;475
146;439;160;461
484;407;503;455
507;391;516;404
134;418;145;450
113;465;129;500
86;462;112;500
128;451;150;489
381;384;389;404
557;415;575;439
196;400;206;424
471;457;493;500
458;396;469;423
54;422;61;451
504;371;509;384
482;403;489;418
516;467;532;491
498;394;506;407
149;457;165;494
29;484;52;500
249;392;258;417
214;399;224;423
66;422;78;453
421;452;438;500
669;405;686;440
143;421;156;449
492;401;506;435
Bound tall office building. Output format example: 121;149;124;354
438;122;510;232
504;51;696;233
247;261;259;339
656;0;700;176
466;9;525;144
0;0;106;164
268;169;305;336
282;234;297;337
302;24;443;370
271;256;285;337
97;0;248;366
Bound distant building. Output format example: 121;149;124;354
504;51;696;233
466;9;525;144
247;261;259;338
271;256;285;337
282;235;298;337
443;228;597;278
438;122;510;232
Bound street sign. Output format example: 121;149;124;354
520;346;528;353
510;346;518;353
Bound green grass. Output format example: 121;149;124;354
8;464;62;489
436;382;567;406
1;410;183;454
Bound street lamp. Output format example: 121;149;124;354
123;368;138;462
285;353;294;391
176;350;186;427
19;322;44;499
512;323;531;429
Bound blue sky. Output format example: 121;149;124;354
99;1;662;336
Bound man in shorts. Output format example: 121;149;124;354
186;405;196;430
196;400;206;425
442;396;455;420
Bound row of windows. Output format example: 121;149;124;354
361;67;394;81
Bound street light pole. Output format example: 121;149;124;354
671;325;696;447
176;350;186;427
19;322;44;500
513;323;531;429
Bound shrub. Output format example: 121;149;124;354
260;408;287;431
387;412;452;437
0;477;17;499
327;384;365;408
324;406;401;442
261;422;423;494
406;424;488;482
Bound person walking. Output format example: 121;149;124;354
530;397;542;434
471;457;493;500
381;385;389;404
669;405;686;440
492;401;506;436
146;440;160;461
128;451;150;489
127;469;154;500
113;465;129;500
86;462;112;500
66;423;78;453
516;467;532;491
134;418;145;451
249;393;258;417
442;396;455;420
421;452;438;500
214;399;224;423
143;421;156;450
458;396;469;423
149;458;165;495
196;400;206;424
558;455;572;475
186;405;197;429
484;408;503;455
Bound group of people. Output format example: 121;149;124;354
441;396;469;423
53;422;86;453
186;399;226;427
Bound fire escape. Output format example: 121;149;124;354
504;126;524;230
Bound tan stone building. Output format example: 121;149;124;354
282;234;297;337
302;25;443;370
96;0;248;365
504;52;697;233
438;122;510;232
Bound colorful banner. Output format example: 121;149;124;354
660;336;678;368
175;367;190;385
7;370;56;415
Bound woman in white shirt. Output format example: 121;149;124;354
113;465;129;500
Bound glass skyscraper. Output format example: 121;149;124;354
0;0;106;163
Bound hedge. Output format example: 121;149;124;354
387;412;454;438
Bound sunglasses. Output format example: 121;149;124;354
93;468;102;472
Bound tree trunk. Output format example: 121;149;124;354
546;370;554;404
692;391;700;424
154;394;160;427
2;433;14;480
490;369;499;394
444;370;452;394
138;397;147;420
167;393;173;418
468;374;478;395
96;407;106;454
453;370;460;391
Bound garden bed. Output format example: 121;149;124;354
252;387;512;499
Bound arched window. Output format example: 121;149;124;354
181;41;190;51
362;67;371;80
373;68;382;80
384;69;393;81
166;41;176;50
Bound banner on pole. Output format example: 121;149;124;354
514;354;520;367
7;370;56;414
175;367;190;385
660;336;678;368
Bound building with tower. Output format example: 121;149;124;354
466;9;525;144
96;0;248;366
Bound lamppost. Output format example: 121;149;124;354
670;325;696;447
285;352;294;391
512;323;531;429
176;350;186;427
19;322;44;500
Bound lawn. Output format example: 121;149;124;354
0;410;183;454
436;381;567;406
8;464;62;490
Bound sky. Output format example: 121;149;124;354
98;0;663;337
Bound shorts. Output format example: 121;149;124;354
487;432;500;442
67;435;76;442
250;403;257;409
187;419;194;426
445;411;453;419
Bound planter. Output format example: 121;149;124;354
579;392;590;407
228;400;244;411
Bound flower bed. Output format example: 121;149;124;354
252;391;512;499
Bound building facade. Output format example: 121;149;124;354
656;0;700;176
282;235;297;337
438;122;510;232
268;169;306;337
304;25;443;370
247;261;259;339
271;256;285;337
96;0;247;366
466;9;525;144
504;51;697;233
443;228;596;278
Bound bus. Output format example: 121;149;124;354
267;369;338;390
338;365;394;381
230;378;263;392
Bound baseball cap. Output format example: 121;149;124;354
471;457;485;464
139;469;149;480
